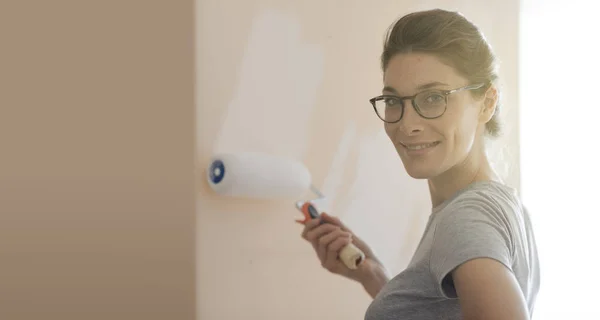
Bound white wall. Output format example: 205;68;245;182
197;1;520;319
520;1;600;319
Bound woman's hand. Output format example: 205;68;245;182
301;212;390;297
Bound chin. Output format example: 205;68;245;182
396;151;443;179
403;164;437;179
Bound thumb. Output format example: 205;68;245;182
320;212;346;229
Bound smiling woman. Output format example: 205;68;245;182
379;52;494;181
300;8;540;320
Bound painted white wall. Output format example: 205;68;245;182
197;1;520;319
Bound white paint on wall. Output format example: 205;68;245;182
212;9;324;161
331;128;431;272
318;121;358;213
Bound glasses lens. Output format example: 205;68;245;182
415;91;446;118
373;97;403;122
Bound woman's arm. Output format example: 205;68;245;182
453;257;530;320
428;196;533;320
358;260;391;299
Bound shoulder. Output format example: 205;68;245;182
428;182;532;319
428;181;521;293
434;181;522;232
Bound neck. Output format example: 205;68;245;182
428;143;501;208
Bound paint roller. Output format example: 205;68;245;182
206;151;365;270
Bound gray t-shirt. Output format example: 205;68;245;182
364;181;540;320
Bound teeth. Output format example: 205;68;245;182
406;142;438;150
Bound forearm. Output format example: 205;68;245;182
359;264;390;299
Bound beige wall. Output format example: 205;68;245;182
1;1;196;320
197;0;520;319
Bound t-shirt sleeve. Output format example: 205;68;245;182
429;197;514;298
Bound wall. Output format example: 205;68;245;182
1;2;196;320
520;1;600;318
197;0;520;319
0;1;518;319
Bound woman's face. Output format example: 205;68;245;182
382;53;491;179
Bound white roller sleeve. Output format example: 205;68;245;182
207;152;312;199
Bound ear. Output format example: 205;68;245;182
479;85;498;124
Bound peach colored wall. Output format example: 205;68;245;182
1;2;196;320
197;0;520;319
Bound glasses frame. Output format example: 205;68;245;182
369;83;488;123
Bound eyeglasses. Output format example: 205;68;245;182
369;83;487;123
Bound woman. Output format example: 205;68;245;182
301;9;540;320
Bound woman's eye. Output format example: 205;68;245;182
384;98;399;106
425;94;444;103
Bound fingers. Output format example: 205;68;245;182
316;227;352;265
320;212;349;231
301;218;322;240
323;236;352;271
299;214;357;273
304;223;338;243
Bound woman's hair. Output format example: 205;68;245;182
381;9;501;138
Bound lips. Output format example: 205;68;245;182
401;141;440;151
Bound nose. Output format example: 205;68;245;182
392;101;424;136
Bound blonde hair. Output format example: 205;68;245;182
381;9;501;138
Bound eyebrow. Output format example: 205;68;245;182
382;81;449;95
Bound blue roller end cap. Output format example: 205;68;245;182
209;159;225;184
